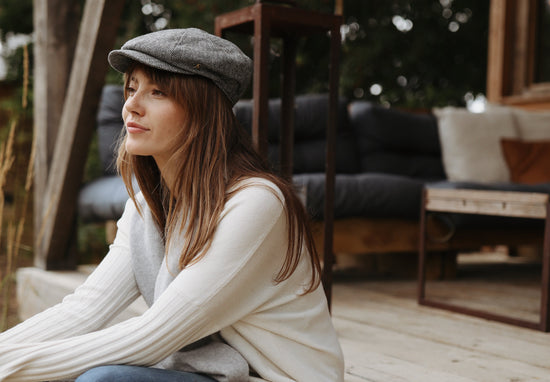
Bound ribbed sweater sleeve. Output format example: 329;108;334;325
0;183;288;381
0;200;140;345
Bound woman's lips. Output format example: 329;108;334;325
126;122;149;134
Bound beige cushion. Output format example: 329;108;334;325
512;108;550;140
434;106;518;183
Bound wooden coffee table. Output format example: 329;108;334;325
417;187;550;331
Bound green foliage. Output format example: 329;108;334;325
0;0;33;37
77;221;109;264
139;0;489;108
340;0;490;108
0;0;488;108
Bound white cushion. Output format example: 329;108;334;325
512;108;550;140
434;106;518;183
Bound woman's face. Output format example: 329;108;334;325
122;68;186;171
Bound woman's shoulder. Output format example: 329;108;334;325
118;192;150;222
224;177;287;217
230;177;284;203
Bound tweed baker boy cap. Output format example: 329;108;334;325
108;28;253;105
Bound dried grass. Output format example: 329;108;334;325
0;121;17;331
0;43;33;331
0;121;17;253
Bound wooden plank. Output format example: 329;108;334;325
426;188;549;203
511;0;531;95
503;96;550;110
332;282;550;363
486;0;550;106
15;265;550;381
334;315;550;382
313;219;421;254
344;373;371;382
339;337;476;382
424;278;539;323
486;0;509;102
36;0;125;269
312;218;544;257
426;199;547;219
425;189;548;219
32;0;80;267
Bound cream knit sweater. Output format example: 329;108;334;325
0;179;344;381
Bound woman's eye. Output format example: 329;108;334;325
126;86;136;95
152;89;166;96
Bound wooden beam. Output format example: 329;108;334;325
33;0;80;267
334;0;343;16
35;0;125;269
312;218;544;256
511;0;531;95
486;0;550;108
486;0;509;103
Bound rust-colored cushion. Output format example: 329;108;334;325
500;138;550;184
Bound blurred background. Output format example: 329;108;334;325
0;0;491;326
1;0;490;109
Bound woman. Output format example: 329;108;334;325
0;28;344;382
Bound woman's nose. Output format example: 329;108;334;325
124;93;144;116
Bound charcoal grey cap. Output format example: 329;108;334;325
108;28;252;105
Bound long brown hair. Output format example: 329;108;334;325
117;64;321;292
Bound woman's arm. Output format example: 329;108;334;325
0;182;294;381
0;200;141;344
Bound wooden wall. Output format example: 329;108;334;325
487;0;550;110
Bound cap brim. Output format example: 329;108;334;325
108;49;192;75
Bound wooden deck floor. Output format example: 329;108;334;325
16;252;550;381
333;253;550;382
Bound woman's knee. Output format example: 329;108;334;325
75;365;135;382
75;365;215;382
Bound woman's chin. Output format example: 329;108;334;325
125;142;149;157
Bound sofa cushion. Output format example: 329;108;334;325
234;93;352;141
267;138;359;174
349;101;445;179
501;138;550;184
434;106;518;183
79;176;132;222
97;85;125;175
293;173;425;220
234;94;360;174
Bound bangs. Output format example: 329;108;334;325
123;62;181;99
123;63;228;109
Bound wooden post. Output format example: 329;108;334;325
34;0;125;269
252;7;271;158
280;36;296;179
486;0;512;103
33;0;80;267
334;0;344;16
322;22;341;308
